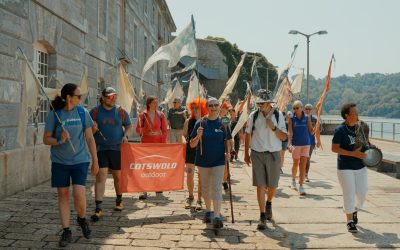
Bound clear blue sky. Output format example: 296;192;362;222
166;0;400;79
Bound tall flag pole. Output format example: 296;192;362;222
315;54;335;149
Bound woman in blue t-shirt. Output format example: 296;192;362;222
332;103;368;234
190;97;232;229
43;83;99;247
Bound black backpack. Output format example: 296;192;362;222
251;109;280;135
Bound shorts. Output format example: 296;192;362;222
169;129;183;143
98;150;121;170
292;145;310;159
198;165;225;201
250;150;281;188
51;162;89;187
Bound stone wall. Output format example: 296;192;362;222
0;0;176;198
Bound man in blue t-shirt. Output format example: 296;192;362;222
89;87;133;222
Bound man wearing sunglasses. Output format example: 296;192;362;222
244;89;287;230
89;87;133;222
167;98;186;143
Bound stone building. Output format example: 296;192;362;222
0;0;176;198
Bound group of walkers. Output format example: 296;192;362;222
44;83;371;247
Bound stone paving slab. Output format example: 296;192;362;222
0;136;399;249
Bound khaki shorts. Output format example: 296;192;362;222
169;129;183;143
251;150;281;188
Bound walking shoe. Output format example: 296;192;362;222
203;211;212;223
347;221;358;233
195;200;203;210
213;216;223;229
223;182;229;191
291;181;297;190
184;197;194;209
299;185;306;195
257;217;267;230
305;174;310;182
114;201;124;211
353;211;358;225
139;192;148;200
90;209;103;222
265;202;272;220
59;229;72;247
77;217;91;239
155;191;163;197
280;168;283;174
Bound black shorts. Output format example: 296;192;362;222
97;150;121;170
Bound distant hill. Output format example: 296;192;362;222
294;73;400;118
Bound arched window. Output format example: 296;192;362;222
33;41;55;123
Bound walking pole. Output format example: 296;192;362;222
222;124;234;223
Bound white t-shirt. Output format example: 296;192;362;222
245;110;287;152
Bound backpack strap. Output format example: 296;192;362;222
251;110;260;136
91;106;99;122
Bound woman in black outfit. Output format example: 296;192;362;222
182;98;208;210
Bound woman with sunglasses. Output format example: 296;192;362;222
136;96;168;199
182;98;208;210
190;97;232;229
43;83;98;247
288;100;313;195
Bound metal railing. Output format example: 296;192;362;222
321;119;400;142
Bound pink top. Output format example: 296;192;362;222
136;110;168;143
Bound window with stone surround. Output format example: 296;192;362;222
33;44;49;124
98;0;108;40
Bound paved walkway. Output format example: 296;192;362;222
0;136;399;249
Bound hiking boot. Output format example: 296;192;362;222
114;201;124;211
184;197;194;209
222;182;229;191
291;181;297;190
347;221;358;233
353;211;358;225
139;192;148;200
59;229;72;247
257;217;267;230
213;216;223;229
195;200;203;211
265;202;272;220
299;185;306;195
305;174;310;182
203;211;212;223
77;217;91;239
91;209;103;222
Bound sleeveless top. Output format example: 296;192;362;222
291;111;311;146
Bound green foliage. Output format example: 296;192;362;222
206;36;278;101
295;73;400;118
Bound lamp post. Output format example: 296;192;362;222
288;30;327;104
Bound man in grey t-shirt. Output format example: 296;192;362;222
167;98;186;143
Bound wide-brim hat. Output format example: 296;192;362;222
255;89;276;103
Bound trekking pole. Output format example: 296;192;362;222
223;126;235;223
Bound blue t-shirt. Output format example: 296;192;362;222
90;105;132;151
191;118;232;167
309;115;317;145
332;124;365;170
291;111;311;146
44;106;94;165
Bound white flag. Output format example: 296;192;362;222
43;87;60;100
219;53;246;102
167;80;184;109
140;17;197;97
186;72;202;107
79;67;89;95
117;64;137;114
291;69;304;94
17;61;40;147
274;77;293;111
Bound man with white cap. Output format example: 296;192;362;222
244;89;287;230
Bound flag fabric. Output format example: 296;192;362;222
291;69;304;94
315;55;335;147
120;143;185;192
79;66;89;95
274;44;298;94
43;88;60;100
140;18;197;97
117;63;137;114
167;79;184;109
185;72;204;107
250;57;261;94
219;53;246;102
274;76;293;111
231;82;252;138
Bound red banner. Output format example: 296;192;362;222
120;143;185;193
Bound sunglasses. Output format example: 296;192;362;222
208;104;219;108
293;107;301;110
104;95;116;100
305;108;312;111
